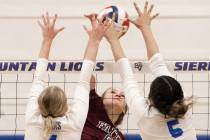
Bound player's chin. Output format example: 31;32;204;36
112;99;123;106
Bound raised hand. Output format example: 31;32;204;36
83;13;111;43
38;12;64;42
129;1;160;59
38;12;64;59
129;1;159;30
104;14;124;43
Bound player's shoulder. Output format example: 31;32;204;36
90;89;100;98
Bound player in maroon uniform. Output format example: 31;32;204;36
81;75;127;140
81;13;127;140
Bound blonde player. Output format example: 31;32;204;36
104;2;197;140
24;13;110;140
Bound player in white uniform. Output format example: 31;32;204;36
24;13;110;140
104;2;197;140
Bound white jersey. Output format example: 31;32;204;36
25;58;94;140
117;53;197;140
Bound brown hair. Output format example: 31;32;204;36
149;76;193;119
38;86;67;140
168;97;193;119
114;105;128;126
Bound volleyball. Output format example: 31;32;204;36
97;5;129;34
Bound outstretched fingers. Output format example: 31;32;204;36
41;14;47;26
128;16;138;26
144;1;149;13
84;13;98;29
55;27;65;34
151;13;159;20
148;4;154;15
98;14;106;25
83;25;90;34
134;2;142;16
51;14;58;28
46;12;50;25
37;20;44;29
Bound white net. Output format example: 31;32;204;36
0;60;209;139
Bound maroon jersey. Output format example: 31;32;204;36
81;89;125;140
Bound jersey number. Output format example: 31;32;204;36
50;135;57;140
167;120;183;138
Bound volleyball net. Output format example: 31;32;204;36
0;59;209;139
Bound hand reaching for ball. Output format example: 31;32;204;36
104;13;124;43
129;1;159;31
84;13;111;43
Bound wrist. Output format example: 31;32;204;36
108;39;120;46
88;38;100;46
42;38;53;44
140;26;152;32
41;39;53;51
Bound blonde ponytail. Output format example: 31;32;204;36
43;116;54;140
38;86;68;139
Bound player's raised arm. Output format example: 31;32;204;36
31;12;64;96
83;13;110;61
130;1;171;77
69;14;111;130
129;1;159;59
105;15;146;119
104;14;126;61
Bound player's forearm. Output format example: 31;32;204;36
109;40;126;61
78;60;94;92
30;58;48;103
141;26;159;60
117;58;145;119
90;75;96;90
38;39;53;59
84;39;100;62
149;53;172;77
70;60;95;128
